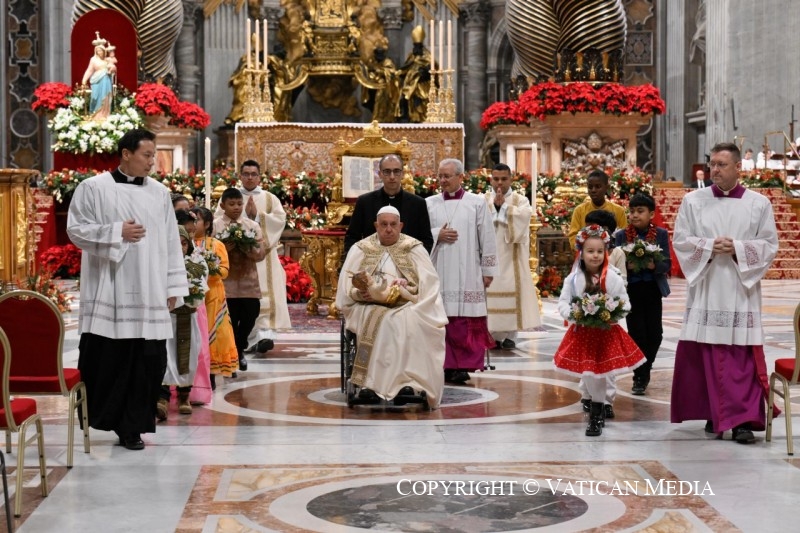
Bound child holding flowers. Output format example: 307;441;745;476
192;206;239;385
614;192;671;396
214;188;266;371
554;224;645;437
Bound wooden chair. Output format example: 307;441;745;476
766;302;800;455
0;291;90;468
0;327;48;517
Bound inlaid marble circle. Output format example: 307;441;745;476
270;475;627;532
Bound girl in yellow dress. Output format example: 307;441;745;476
192;207;240;381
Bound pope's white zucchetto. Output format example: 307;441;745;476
376;206;400;219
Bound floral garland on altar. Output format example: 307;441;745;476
32;82;211;155
481;82;667;130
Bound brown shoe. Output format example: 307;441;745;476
156;398;168;421
178;392;193;415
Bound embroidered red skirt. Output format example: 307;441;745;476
554;324;645;377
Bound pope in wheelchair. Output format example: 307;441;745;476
336;206;447;408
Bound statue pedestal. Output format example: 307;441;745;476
495;113;652;174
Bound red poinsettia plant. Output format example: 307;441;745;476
40;244;82;278
483;82;667;128
479;100;528;130
170;101;212;130
134;83;180;116
279;255;314;302
31;82;73;113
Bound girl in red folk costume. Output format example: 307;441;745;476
554;225;645;437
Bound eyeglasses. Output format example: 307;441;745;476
437;173;457;180
381;168;403;176
707;162;730;169
240;171;260;177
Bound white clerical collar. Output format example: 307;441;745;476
118;168;138;183
241;187;261;196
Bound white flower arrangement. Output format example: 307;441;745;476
48;93;143;154
183;249;209;308
569;292;630;329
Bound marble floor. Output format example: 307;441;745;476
7;279;800;532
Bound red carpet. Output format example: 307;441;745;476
287;302;340;333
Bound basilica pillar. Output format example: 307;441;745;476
704;0;729;151
378;3;404;67
461;0;490;170
177;0;202;166
664;1;686;181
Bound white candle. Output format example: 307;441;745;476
531;142;539;197
254;22;260;70
447;20;452;72
506;145;515;171
246;19;251;68
264;19;269;59
429;19;435;72
438;21;444;73
204;137;212;208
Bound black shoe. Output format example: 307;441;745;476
494;341;502;349
732;424;755;444
394;386;415;406
238;356;248;371
704;420;715;433
256;339;274;353
604;404;615;419
586;402;604;436
581;399;591;412
358;389;381;404
501;339;516;350
631;378;646;395
122;434;144;451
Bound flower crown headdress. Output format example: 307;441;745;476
575;224;610;250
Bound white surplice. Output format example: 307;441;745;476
484;190;541;335
673;186;778;345
426;190;498;317
336;234;447;408
68;172;188;340
218;187;292;343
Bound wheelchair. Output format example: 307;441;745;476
340;317;430;409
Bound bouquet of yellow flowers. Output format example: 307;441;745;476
620;239;665;273
216;223;258;253
569;292;630;329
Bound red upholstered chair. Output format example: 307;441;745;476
0;291;90;468
767;302;800;455
0;326;48;517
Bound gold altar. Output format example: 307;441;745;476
235;122;464;175
299;229;345;319
0;169;37;285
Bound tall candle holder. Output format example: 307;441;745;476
425;67;441;123
242;67;275;123
442;69;456;123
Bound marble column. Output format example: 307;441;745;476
461;1;491;170
177;0;202;166
378;4;404;67
664;1;686;181
704;0;728;151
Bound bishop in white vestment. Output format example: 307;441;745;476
670;143;778;443
336;208;447;408
426;159;497;383
484;165;541;348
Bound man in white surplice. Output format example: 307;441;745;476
67;128;188;451
484;163;541;350
426;158;498;385
336;206;447;408
217;159;291;362
671;142;778;445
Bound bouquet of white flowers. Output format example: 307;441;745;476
620;239;665;273
216;223;258;253
569;292;630;329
